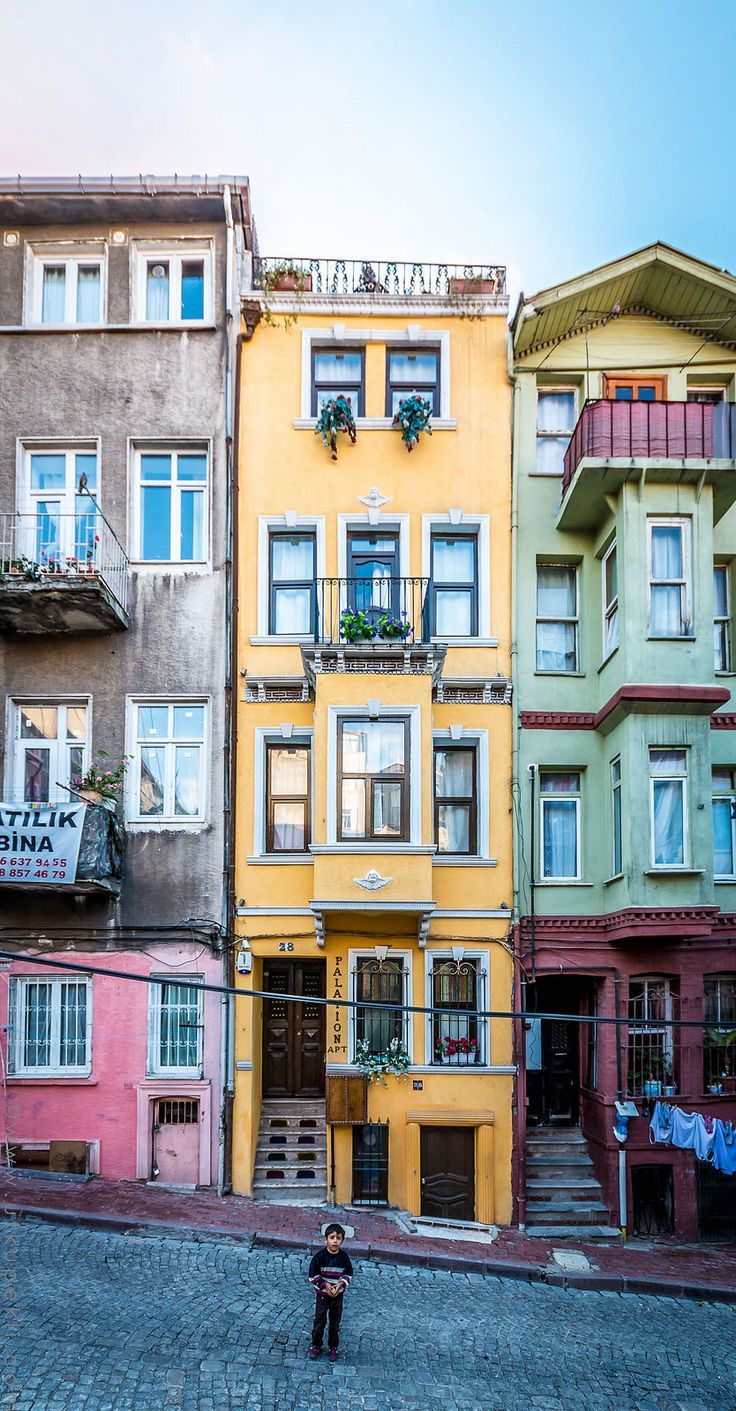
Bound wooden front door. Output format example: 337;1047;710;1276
262;960;325;1098
420;1126;475;1221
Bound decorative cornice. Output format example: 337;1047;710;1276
520;685;731;732
520;710;595;729
711;713;736;729
519;905;720;942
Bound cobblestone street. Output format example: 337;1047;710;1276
2;1222;735;1411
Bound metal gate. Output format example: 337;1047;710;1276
352;1124;389;1205
632;1164;674;1235
697;1161;736;1241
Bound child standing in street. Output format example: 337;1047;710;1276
307;1222;354;1361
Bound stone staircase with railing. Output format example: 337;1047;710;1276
525;1127;621;1241
252;1098;327;1203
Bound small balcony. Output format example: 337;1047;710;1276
0;510;130;633
559;399;736;530
0;799;124;895
301;576;445;685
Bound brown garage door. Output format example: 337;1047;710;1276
420;1126;475;1221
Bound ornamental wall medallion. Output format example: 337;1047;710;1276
354;869;392;891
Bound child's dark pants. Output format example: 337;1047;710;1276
311;1290;344;1349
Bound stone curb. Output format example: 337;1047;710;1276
3;1202;736;1305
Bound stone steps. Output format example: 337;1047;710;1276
253;1098;328;1203
525;1126;621;1243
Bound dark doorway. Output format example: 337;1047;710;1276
420;1126;475;1221
526;977;582;1126
632;1164;674;1236
352;1124;389;1205
262;960;325;1098
698;1161;736;1242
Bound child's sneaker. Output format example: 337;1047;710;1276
308;1346;321;1360
327;1348;338;1362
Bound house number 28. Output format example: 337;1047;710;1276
278;941;294;952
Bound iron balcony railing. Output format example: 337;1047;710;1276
562;399;736;498
0;509;129;616
252;257;506;298
314;576;429;646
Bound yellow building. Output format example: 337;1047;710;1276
233;258;513;1226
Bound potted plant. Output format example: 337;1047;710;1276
72;750;127;804
263;262;313;294
449;270;501;296
434;1034;479;1063
355;1037;411;1086
375;610;411;643
315;395;357;460
340;607;374;644
393;394;433;452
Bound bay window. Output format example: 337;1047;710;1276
602;541;619;657
648;519;692;637
8;976;91;1076
611;757;622;877
338;718;408;841
714;564;731;671
712;768;736;878
540;771;581;879
650;749;688;868
536;564;578;672
266;742;310;852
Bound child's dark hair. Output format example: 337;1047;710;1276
324;1222;345;1238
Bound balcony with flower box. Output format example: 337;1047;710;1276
0;508;130;633
558;399;736;530
300;575;446;685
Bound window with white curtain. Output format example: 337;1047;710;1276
29;249;104;325
535;564;578;671
430;531;478;637
12;700;89;804
536;389;576;473
8;976;91;1075
649;748;688;867
148;977;203;1075
268;531;316;635
714;564;731;671
648;519;692;637
712;767;736;878
338;718;408;841
434;745;477;854
133;448;208;563
266;742;311;852
129;701;207;824
133;245;212;322
540;771;581;879
602;541;620;658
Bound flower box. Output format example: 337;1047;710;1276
272;272;312;292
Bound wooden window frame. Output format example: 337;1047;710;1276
603;376;667;401
265;741;311;854
337;716;410;843
433;743;478;855
429;530;479;638
268;529;316;637
310;345;365;417
385;345;440;417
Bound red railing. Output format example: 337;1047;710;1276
562;399;736;498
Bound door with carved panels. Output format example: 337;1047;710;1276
262;960;325;1097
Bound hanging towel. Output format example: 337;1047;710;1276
649;1101;674;1145
670;1107;699;1151
693;1111;717;1162
711;1120;736;1177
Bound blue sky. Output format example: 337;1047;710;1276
2;0;734;298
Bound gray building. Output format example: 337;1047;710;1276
0;177;254;1191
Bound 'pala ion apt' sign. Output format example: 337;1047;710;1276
0;803;87;884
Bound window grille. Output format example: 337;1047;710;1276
431;958;485;1065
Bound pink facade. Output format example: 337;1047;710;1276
0;944;223;1187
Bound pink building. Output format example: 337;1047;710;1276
1;942;224;1188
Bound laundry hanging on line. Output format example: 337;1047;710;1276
649;1101;736;1177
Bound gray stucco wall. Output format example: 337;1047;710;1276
0;220;230;935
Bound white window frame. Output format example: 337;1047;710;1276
535;561;579;672
535;386;577;475
255;515;326;641
298;328;452;423
326;705;421;847
130;443;211;568
8;696;91;805
424;947;490;1068
602;540;620;660
647;517;693;639
26;242;106;326
8;975;92;1077
611;756;622;877
251;726;314;859
712;767;736;879
347;947;413;1064
714;563;731;672
649;748;689;870
147;974;204;1078
125;697;209;828
539;769;582;881
432;729;490;860
132;241;214;324
421;513;493;644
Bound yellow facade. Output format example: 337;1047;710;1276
233;271;513;1224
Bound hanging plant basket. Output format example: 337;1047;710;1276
315;395;357;460
393;395;432;452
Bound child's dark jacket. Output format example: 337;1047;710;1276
308;1246;353;1294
